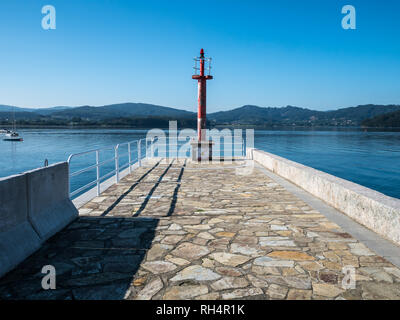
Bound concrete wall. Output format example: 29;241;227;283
251;149;400;246
0;173;42;279
0;162;78;278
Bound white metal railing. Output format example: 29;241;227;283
67;138;148;198
67;136;246;199
150;139;246;159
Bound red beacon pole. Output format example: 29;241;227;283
192;49;213;142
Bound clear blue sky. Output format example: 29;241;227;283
0;0;399;112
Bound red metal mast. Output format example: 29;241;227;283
192;49;213;141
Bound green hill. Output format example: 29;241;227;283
361;110;400;128
51;103;194;120
209;104;400;126
1;103;400;127
208;105;322;124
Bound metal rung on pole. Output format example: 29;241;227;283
151;138;154;158
128;143;132;174
96;150;100;196
138;140;142;167
115;145;119;183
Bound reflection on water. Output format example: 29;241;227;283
0;128;399;199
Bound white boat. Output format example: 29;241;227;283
3;131;23;141
3;106;23;141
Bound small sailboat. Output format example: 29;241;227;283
3;131;23;141
3;107;23;141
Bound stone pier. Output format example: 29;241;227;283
1;159;400;300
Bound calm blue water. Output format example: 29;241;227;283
0;128;399;199
253;129;400;199
0;129;149;197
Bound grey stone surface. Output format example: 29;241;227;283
253;149;400;246
3;159;400;300
255;161;400;268
170;265;221;282
135;277;163;300
163;285;208;300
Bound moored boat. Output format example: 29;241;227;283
3;106;23;141
3;131;23;141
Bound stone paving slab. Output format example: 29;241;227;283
1;159;400;300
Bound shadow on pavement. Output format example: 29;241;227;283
0;216;159;300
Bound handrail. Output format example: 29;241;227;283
67;145;115;163
67;138;147;198
67;136;245;199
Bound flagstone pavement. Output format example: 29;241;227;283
1;159;400;300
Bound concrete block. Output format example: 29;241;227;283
0;173;41;278
27;162;78;241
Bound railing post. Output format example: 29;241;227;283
128;142;132;174
68;161;71;198
138;140;142;167
68;138;147;197
151;137;154;158
115;145;120;183
96;150;100;196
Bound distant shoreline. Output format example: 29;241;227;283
1;124;400;131
2;103;400;130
